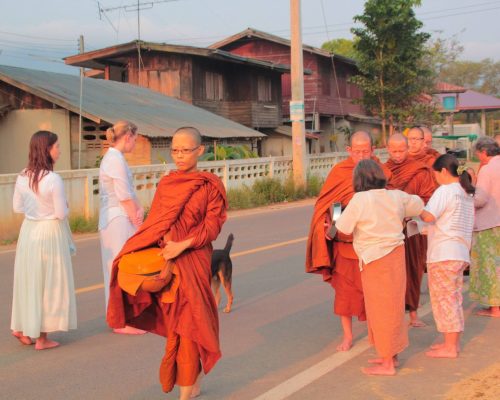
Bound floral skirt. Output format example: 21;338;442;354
469;226;500;307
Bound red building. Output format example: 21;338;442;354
210;28;376;152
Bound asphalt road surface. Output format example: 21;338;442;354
1;200;499;400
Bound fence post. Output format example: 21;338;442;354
222;161;229;188
268;157;274;179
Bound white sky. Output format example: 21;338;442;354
0;0;499;74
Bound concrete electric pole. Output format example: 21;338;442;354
290;0;308;188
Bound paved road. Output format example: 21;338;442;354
1;201;499;400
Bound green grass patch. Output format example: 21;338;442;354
227;175;323;210
69;216;99;233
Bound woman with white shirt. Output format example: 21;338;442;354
420;154;475;359
99;120;145;335
335;160;424;376
11;131;77;350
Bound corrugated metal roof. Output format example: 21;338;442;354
436;89;500;111
64;41;291;73
0;64;266;139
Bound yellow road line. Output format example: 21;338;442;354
75;236;308;295
76;283;104;294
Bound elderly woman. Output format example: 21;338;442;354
469;136;500;317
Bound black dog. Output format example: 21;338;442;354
211;233;234;313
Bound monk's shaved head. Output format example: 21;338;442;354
173;126;202;145
387;133;408;146
349;131;373;147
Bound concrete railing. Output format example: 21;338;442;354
0;150;388;240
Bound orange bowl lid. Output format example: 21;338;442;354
118;247;165;275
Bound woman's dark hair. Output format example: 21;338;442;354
353;159;387;192
25;130;58;193
432;154;475;195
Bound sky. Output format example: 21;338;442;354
0;0;499;75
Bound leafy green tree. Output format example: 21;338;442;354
440;59;500;97
350;0;432;144
321;38;358;60
200;144;258;161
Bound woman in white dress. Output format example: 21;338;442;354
11;130;77;350
99;120;145;334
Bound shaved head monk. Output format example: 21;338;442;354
386;133;437;327
407;127;439;167
306;131;392;351
421;126;441;159
107;127;227;400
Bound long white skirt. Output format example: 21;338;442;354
11;219;77;338
99;216;136;309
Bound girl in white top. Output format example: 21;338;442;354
335;160;424;376
420;154;475;359
11;131;77;350
98;120;145;335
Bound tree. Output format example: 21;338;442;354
440;59;500;97
350;0;432;144
321;38;358;60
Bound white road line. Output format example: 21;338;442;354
250;290;453;400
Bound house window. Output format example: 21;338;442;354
257;76;272;102
205;71;224;100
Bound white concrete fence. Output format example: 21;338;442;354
0;150;388;240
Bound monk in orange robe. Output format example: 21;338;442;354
422;126;441;159
306;131;392;351
386;133;437;327
407;127;439;167
107;127;227;400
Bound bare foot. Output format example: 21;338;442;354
430;343;461;352
113;326;147;335
223;301;233;313
425;347;458;358
190;372;203;398
362;364;396;376
12;331;33;345
475;308;500;318
35;339;60;350
336;337;353;352
409;319;427;328
368;357;399;368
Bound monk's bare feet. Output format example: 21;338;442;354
409;319;426;328
368;357;399;368
12;331;33;345
186;372;203;398
475;307;500;318
362;364;396;376
336;336;353;352
425;347;458;358
35;338;60;350
113;326;147;335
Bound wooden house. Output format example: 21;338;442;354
0;65;265;174
64;41;289;131
211;28;381;152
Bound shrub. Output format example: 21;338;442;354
69;216;98;233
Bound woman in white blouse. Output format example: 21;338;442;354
99;120;145;334
11;131;77;350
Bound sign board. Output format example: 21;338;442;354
290;101;305;122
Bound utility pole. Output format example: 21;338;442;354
290;0;307;188
78;35;85;169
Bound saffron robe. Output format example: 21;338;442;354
306;157;392;319
386;158;437;311
107;171;227;392
408;150;438;168
426;147;441;159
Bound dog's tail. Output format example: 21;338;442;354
224;233;234;253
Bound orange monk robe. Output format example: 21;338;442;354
426;147;441;159
386;158;437;312
408;150;438;168
107;171;227;393
306;157;392;320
